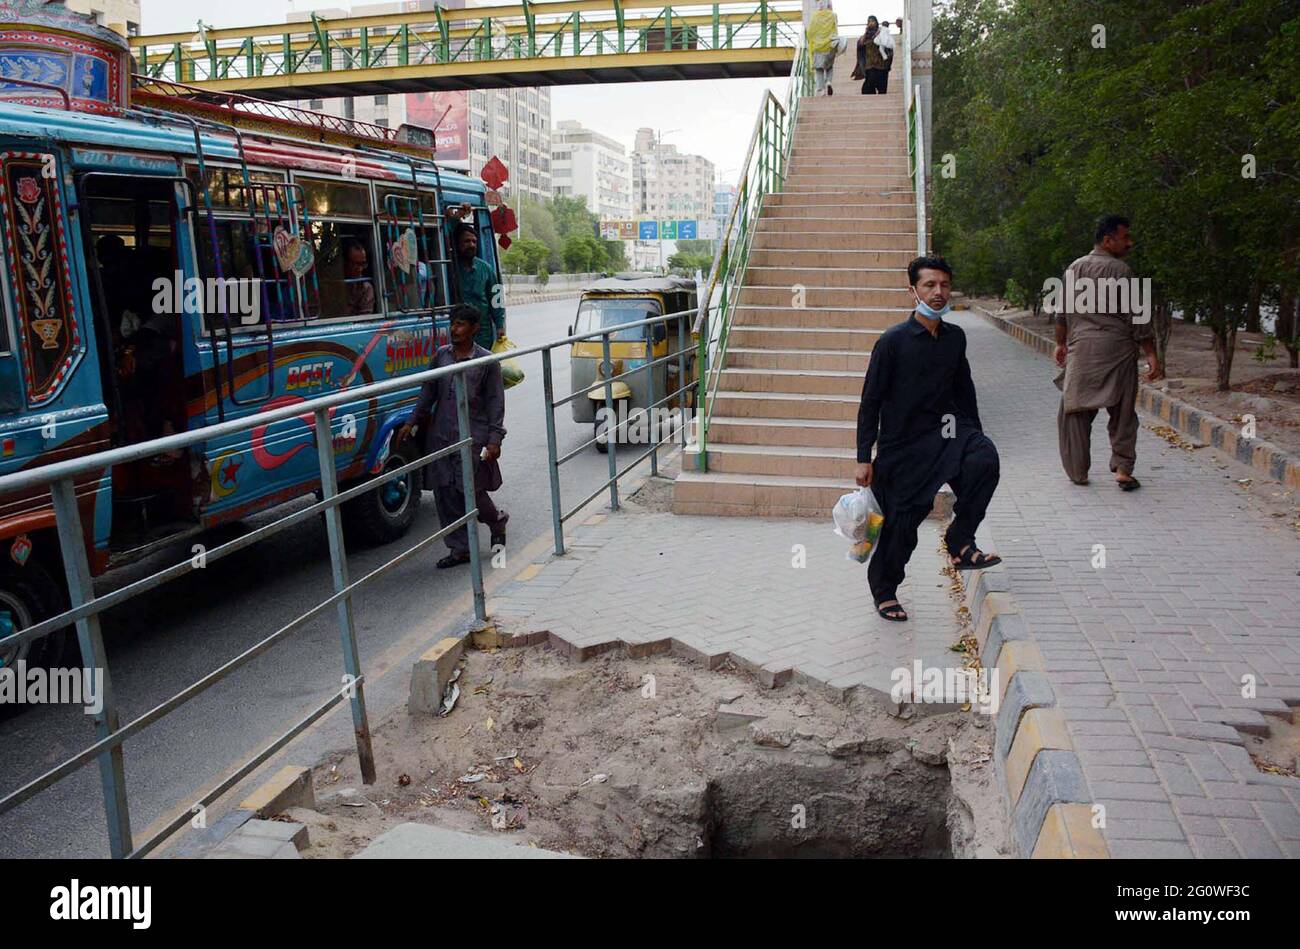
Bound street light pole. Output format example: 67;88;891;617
656;127;681;273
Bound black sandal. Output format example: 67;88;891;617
1117;477;1141;491
876;600;908;622
948;545;1002;571
436;553;471;569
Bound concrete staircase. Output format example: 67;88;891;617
675;54;917;516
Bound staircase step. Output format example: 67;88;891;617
684;442;857;479
756;216;915;234
758;206;915;223
728;324;882;352
705;415;856;448
733;305;905;330
744;266;907;289
782;182;916;197
765;190;916;208
753;231;917;250
786;159;910;174
738;286;914;308
672;469;854;518
748;248;915;268
709;389;859;421
719;366;863;396
726;346;870;372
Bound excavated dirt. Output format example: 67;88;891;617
289;644;1008;859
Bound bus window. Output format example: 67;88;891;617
186;165;286;213
188;166;295;326
299;176;379;320
376;187;446;315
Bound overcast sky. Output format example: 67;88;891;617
141;0;905;184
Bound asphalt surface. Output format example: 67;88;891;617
0;296;665;859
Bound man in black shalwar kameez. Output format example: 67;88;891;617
855;256;1002;622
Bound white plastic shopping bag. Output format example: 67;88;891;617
832;487;885;563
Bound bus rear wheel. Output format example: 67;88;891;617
0;562;70;671
342;445;422;546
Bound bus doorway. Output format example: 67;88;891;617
81;174;197;551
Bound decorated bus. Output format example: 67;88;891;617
0;0;512;665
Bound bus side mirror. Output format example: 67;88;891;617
651;324;667;344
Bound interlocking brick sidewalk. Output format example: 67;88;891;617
487;312;1300;858
961;312;1300;857
491;508;962;701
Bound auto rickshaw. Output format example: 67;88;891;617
568;274;698;452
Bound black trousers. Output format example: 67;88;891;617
867;434;1000;605
433;482;507;555
862;68;889;94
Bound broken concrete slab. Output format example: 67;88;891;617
352;822;580;859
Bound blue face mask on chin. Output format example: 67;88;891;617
914;296;951;320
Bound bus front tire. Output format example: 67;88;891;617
342;445;423;546
0;561;71;671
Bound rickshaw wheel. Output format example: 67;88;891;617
593;399;626;454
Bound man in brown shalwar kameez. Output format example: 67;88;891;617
1053;215;1163;490
396;304;508;568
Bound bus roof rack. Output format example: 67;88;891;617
130;75;435;157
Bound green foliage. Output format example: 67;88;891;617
674;239;716;256
513;193;627;273
932;0;1300;389
500;237;549;276
667;250;713;275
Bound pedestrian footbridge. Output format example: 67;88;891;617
131;0;802;100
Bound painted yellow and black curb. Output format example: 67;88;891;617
964;567;1110;858
974;305;1300;490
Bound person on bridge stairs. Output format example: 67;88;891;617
855;256;1002;623
1053;214;1164;490
809;0;839;96
397;305;509;569
453;221;506;352
854;16;893;95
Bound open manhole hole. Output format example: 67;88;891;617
705;755;953;858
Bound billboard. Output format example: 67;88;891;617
405;91;469;162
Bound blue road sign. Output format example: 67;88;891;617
676;220;698;239
639;220;658;240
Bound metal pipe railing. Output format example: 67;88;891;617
0;339;534;858
540;308;696;556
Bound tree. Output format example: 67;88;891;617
674;239;715;257
931;0;1300;391
600;239;628;272
562;234;595;272
501;237;549;276
667;251;712;275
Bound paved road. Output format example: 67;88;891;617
0;296;648;859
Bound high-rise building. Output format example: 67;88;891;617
65;0;139;35
288;2;552;206
630;128;715;271
713;181;737;254
551;120;633;221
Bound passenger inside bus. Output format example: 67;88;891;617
310;223;378;319
342;237;377;316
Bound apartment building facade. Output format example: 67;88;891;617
551;119;633;220
66;0;139;35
